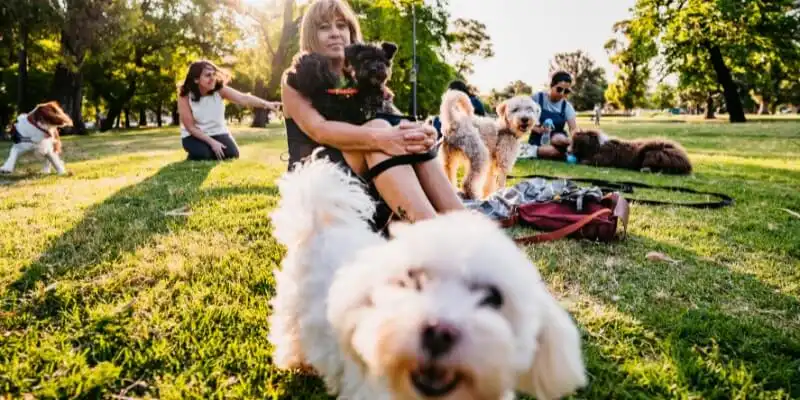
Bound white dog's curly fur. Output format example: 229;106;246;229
438;90;541;200
268;152;587;400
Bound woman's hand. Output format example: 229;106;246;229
375;121;435;156
209;138;227;159
532;125;550;134
260;100;282;112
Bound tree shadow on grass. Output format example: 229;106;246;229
547;234;800;399
2;160;219;313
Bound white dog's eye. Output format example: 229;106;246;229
475;285;503;309
391;268;428;291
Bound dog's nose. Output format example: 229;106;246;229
521;117;530;123
421;321;460;358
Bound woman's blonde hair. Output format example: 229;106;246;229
299;0;363;53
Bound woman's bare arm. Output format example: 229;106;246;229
219;86;280;111
281;79;432;155
177;95;218;146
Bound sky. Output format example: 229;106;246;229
443;0;638;94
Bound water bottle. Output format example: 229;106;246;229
541;119;554;145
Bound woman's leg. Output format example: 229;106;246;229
341;121;438;222
412;157;465;213
182;136;215;161
211;134;240;159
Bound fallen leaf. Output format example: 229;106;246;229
164;205;193;217
779;208;800;219
646;251;680;264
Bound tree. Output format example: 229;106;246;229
549;50;608;111
484;80;532;111
627;0;800;122
226;0;305;127
603;20;655;111
650;83;676;110
447;18;494;77
49;0;123;134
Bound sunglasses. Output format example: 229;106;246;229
555;87;572;95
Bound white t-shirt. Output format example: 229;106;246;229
13;114;49;143
180;91;228;138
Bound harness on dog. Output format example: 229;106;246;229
507;174;734;209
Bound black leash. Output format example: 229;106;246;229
507;174;734;209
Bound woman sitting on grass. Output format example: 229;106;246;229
178;60;281;161
281;0;464;234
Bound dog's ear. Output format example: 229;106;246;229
344;44;362;63
516;294;587;399
496;100;509;126
381;42;398;60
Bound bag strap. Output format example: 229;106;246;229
512;208;612;245
506;174;734;209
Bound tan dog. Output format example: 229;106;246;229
438;90;541;199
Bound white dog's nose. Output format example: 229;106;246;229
421;321;460;358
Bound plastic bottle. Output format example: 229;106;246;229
541;119;554;146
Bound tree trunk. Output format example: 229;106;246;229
138;108;147;127
51;63;87;134
171;102;179;125
156;103;163;127
99;75;138;132
251;78;268;127
704;93;716;119
263;0;300;106
706;45;746;123
757;97;771;115
17;24;29;113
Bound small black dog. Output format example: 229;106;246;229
285;41;400;125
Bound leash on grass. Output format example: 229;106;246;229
506;174;734;209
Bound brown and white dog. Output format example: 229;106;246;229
569;129;693;175
438;90;541;199
1;101;72;175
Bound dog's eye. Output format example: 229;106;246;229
478;285;503;309
391;268;428;291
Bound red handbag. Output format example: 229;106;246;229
499;192;629;244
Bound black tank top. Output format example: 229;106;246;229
284;118;346;170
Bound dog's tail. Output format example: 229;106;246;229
439;89;474;131
269;149;376;246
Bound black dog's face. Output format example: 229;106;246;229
569;131;602;159
345;42;398;87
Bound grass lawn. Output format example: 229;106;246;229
1;119;799;399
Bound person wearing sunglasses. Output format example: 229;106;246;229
521;70;578;160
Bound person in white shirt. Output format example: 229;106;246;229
178;60;281;161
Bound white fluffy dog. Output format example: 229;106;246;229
1;101;72;175
439;90;541;200
268;152;587;400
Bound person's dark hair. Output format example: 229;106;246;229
179;60;228;101
550;71;573;87
448;80;472;96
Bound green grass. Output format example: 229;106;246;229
1;121;799;399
